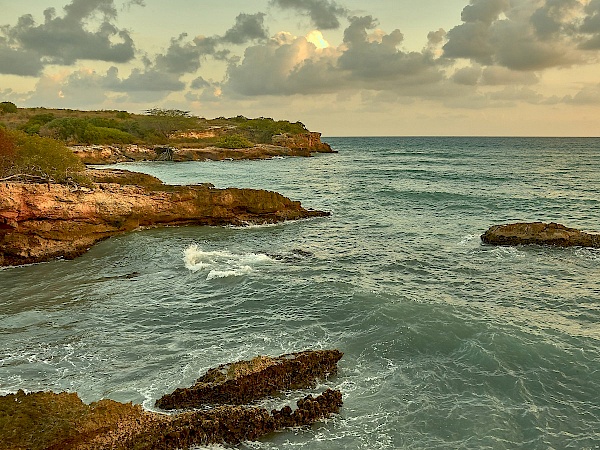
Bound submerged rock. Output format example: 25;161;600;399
0;170;329;267
481;222;600;248
156;349;343;410
0;388;343;450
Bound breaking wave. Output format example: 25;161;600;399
183;244;273;279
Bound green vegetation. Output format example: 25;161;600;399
0;128;88;184
215;134;253;149
0;102;17;114
0;104;312;149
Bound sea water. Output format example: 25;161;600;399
1;137;599;449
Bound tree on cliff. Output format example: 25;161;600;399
0;101;17;114
0;128;88;184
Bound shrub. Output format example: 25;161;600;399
0;128;17;177
18;113;55;135
215;134;254;149
0;101;17;114
82;125;134;144
0;128;88;184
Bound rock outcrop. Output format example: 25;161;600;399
272;132;335;153
1;350;344;449
156;349;343;410
71;132;334;164
481;222;600;248
71;144;316;164
0;170;329;266
0;388;343;450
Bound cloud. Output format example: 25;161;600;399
579;0;600;49
221;13;269;44
443;0;597;71
270;0;348;29
563;82;600;104
0;41;44;76
1;0;138;67
154;33;217;74
338;16;443;86
225;16;447;98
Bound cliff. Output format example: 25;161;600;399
481;222;600;248
271;132;334;153
70;133;334;164
71;144;316;164
0;170;329;267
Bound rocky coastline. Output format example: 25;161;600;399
481;222;600;248
0;350;344;450
71;132;335;164
0;169;329;267
156;349;343;410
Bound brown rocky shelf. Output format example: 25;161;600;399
0;387;342;450
156;349;344;410
71;132;335;164
481;222;600;248
0;169;330;267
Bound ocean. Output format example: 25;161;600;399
1;137;599;449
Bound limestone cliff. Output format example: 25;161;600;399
71;132;333;164
0;170;329;266
481;222;600;248
271;132;334;153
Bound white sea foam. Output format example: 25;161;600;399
183;244;273;279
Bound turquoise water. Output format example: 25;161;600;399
1;137;600;449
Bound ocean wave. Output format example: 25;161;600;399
183;244;273;279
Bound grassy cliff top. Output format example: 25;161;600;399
0;104;310;148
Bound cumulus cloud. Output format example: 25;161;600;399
225;16;446;98
563;82;600;104
579;0;600;49
221;13;269;44
0;0;137;69
270;0;348;29
443;0;598;71
0;41;44;76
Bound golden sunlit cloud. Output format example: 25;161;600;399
306;30;329;49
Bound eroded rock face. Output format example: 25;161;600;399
272;132;335;153
0;170;329;266
71;134;334;164
156;350;343;410
0;388;343;450
481;222;600;248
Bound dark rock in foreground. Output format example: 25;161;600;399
0;169;330;266
481;222;600;248
0;388;343;450
156;349;343;410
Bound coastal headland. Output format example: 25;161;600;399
0;106;335;267
1;106;335;164
0;169;329;267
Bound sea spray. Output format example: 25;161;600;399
183;244;273;279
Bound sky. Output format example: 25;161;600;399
1;0;599;136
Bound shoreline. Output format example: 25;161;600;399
0;169;330;267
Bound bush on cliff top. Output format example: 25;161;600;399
215;134;254;149
0;128;88;184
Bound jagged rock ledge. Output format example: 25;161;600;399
0;170;329;267
481;222;600;248
156;349;343;410
71;132;335;164
1;350;343;449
